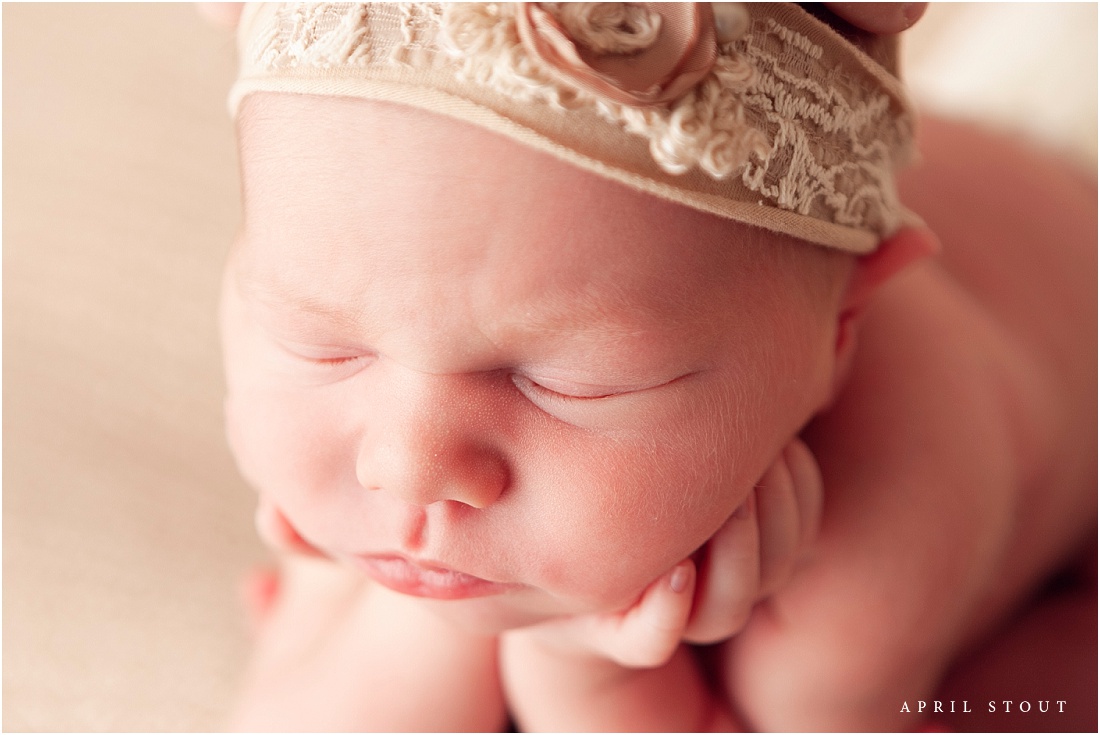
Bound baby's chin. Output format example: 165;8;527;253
410;585;633;636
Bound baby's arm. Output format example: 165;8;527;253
725;270;1024;730
724;118;1097;732
500;439;822;732
229;506;507;732
500;564;730;732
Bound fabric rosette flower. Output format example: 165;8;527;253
515;3;721;108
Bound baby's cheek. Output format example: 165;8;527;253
222;393;258;488
224;390;292;494
226;384;351;503
526;431;740;608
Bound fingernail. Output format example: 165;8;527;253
669;563;693;594
901;3;927;28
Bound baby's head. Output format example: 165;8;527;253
221;2;925;631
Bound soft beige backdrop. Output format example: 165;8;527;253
4;4;263;731
3;3;1096;732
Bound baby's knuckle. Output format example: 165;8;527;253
617;641;676;668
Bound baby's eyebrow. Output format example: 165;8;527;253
498;281;677;341
237;271;365;333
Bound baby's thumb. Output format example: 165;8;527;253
595;560;696;668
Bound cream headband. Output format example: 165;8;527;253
231;2;919;254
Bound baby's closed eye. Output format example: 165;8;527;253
510;371;697;429
271;338;375;378
510;374;631;401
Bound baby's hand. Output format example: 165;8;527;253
504;559;699;670
235;499;508;731
500;440;822;731
231;556;507;732
500;563;725;732
685;437;823;643
822;2;927;34
507;437;823;665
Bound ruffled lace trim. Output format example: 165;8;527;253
242;2;912;237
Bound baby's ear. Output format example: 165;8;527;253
829;226;940;397
841;226;941;316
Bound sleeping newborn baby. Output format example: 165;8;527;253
219;3;1097;730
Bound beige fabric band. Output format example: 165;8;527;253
230;3;919;254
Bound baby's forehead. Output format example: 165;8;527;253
240;94;753;247
239;94;736;253
237;94;847;329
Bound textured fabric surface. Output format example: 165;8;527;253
231;2;917;253
2;3;1095;732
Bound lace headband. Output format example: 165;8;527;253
230;2;919;254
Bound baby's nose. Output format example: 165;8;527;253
355;371;508;509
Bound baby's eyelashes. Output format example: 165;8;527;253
509;371;695;429
510;373;627;402
297;352;369;366
510;373;642;428
273;339;376;377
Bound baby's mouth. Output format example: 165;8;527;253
349;553;517;600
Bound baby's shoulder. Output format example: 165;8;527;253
850;116;1096;485
897;116;1095;387
895;117;1095;469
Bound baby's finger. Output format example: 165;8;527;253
239;565;281;637
533;561;696;668
755;449;801;597
784;438;825;550
683;494;760;644
591;560;696;668
823;3;927;34
254;498;328;559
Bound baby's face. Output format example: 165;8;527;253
223;95;844;632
